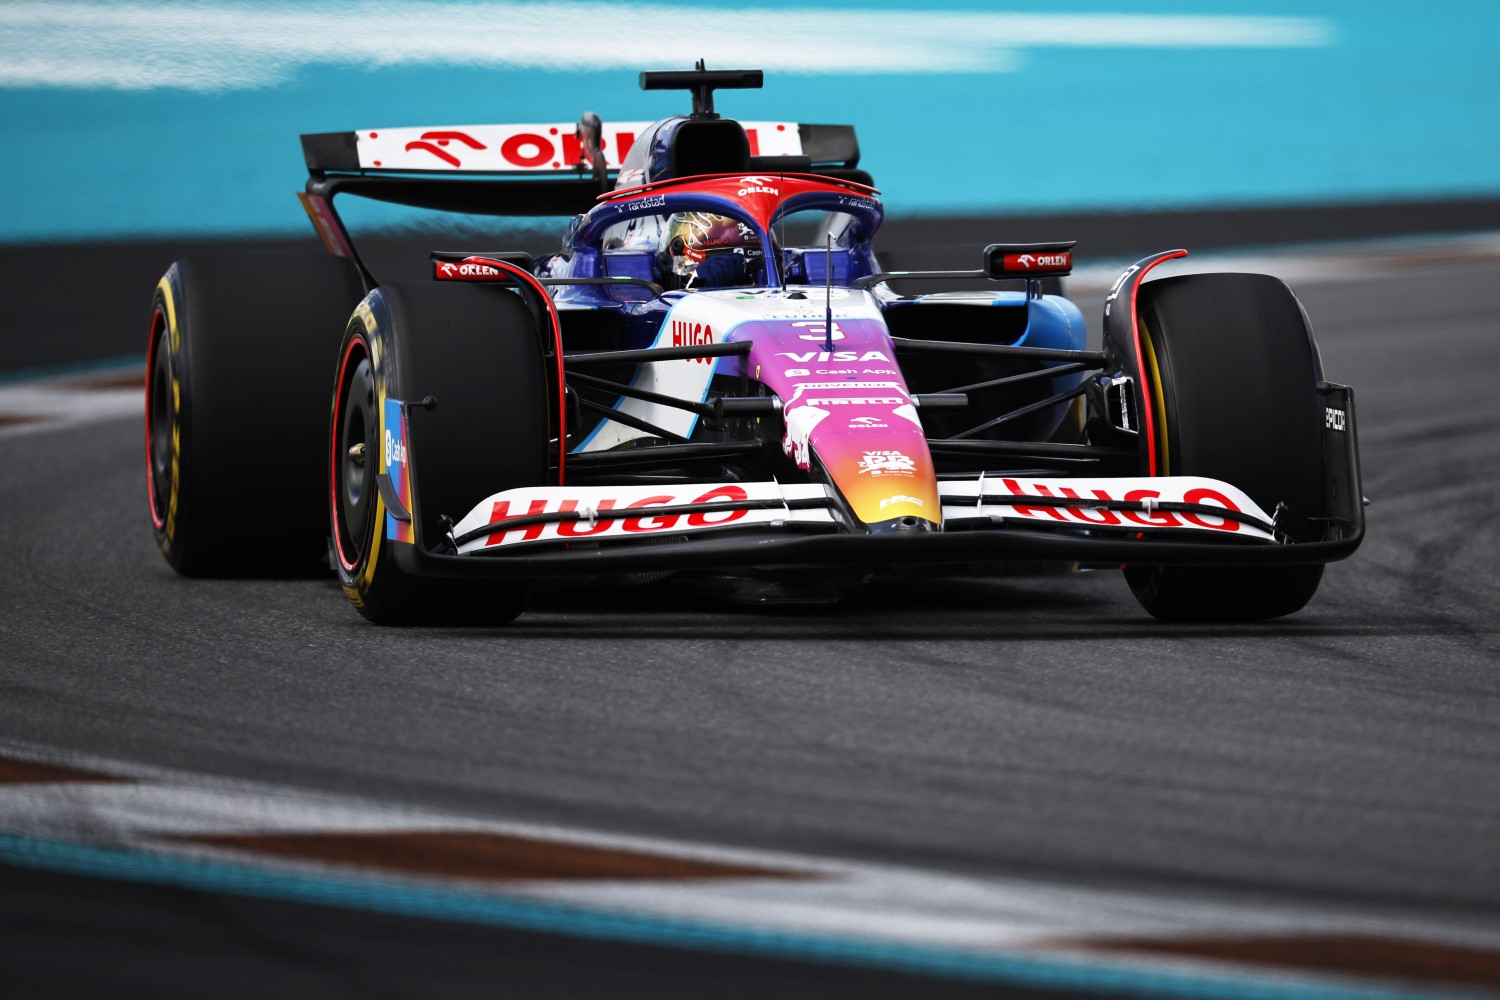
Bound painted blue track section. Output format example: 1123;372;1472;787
0;1;1496;243
0;353;146;387
0;833;1460;1000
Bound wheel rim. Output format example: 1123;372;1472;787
147;322;173;528
333;344;376;570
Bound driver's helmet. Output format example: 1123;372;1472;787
658;212;763;289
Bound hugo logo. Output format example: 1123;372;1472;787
998;479;1244;531
670;320;715;363
484;486;750;546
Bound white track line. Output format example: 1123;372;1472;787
3;740;1500;976
0;372;142;440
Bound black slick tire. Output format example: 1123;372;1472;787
147;254;363;575
1124;272;1326;622
330;282;549;625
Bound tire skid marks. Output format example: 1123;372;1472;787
3;743;1500;996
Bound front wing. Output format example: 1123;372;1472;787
383;388;1363;580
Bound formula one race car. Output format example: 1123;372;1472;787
145;65;1364;624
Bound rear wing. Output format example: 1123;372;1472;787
300;120;860;212
298;118;864;289
301;120;861;175
298;118;862;286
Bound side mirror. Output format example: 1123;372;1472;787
984;242;1076;279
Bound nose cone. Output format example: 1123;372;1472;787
814;426;941;530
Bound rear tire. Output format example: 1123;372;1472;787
1124;272;1326;622
330;282;550;625
147;254;363;575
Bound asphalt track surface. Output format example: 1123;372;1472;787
1;247;1498;996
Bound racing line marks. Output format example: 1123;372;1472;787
1;742;1499;998
0;752;133;786
163;830;816;883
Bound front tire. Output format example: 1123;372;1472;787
1124;272;1326;622
331;282;550;624
147;254;363;575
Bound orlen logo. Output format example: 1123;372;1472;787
999;478;1245;531
383;428;406;467
495;130;630;169
435;259;502;280
737;175;780;197
490;128;636;170
404;130;486;168
670;320;715;364
1012;253;1071;270
485;485;749;545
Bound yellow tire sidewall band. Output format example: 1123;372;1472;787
1138;317;1171;477
155;273;183;548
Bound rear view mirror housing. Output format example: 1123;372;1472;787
984;242;1077;278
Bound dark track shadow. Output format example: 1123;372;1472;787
421;574;1467;644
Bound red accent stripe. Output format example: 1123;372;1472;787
461;257;568;484
331;333;367;572
1127;250;1188;476
600;172;879;203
